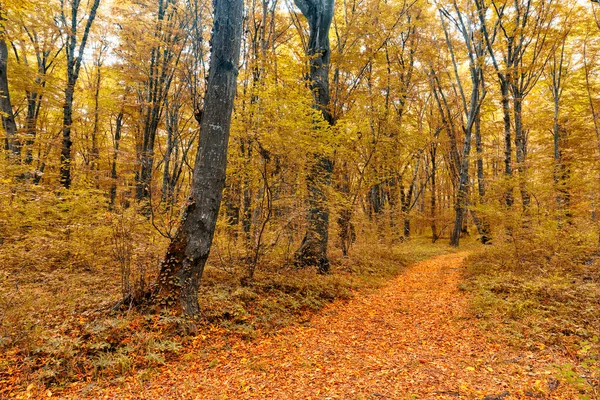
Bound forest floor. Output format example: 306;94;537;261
55;252;580;399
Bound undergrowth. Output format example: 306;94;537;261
463;222;600;398
0;185;455;395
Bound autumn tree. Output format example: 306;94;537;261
58;0;101;188
12;1;63;167
476;0;559;215
548;26;571;222
292;0;335;273
153;0;244;318
0;3;17;156
436;0;487;246
129;0;188;201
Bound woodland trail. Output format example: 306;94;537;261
69;252;576;399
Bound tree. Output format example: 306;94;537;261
132;0;187;202
477;0;558;214
0;4;18;157
59;0;102;188
10;0;63;166
293;0;335;273
437;0;486;246
548;27;571;222
153;0;244;318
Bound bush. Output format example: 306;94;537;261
464;222;600;398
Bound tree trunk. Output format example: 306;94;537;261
430;148;438;242
154;0;243;317
110;112;124;209
450;136;472;247
90;61;102;173
513;92;530;212
553;99;570;223
500;79;513;208
473;111;491;243
60;84;75;188
162;100;179;204
337;164;353;256
59;0;101;188
293;0;335;274
0;8;18;158
24;91;41;165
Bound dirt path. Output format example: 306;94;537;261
70;252;576;399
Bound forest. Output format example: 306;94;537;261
0;0;599;397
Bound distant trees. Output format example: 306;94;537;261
1;0;597;314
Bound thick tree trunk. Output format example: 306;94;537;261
293;0;335;273
450;141;471;247
154;0;243;317
0;9;18;158
295;156;332;273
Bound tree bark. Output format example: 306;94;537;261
513;92;530;211
110;111;124;209
500;79;513;208
0;7;18;157
450;133;473;247
550;39;570;223
59;0;101;189
154;0;243;317
429;147;439;242
473;109;491;243
293;0;335;273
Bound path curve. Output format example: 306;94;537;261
71;252;576;399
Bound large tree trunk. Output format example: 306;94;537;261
0;8;18;157
293;0;335;274
154;0;243;317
